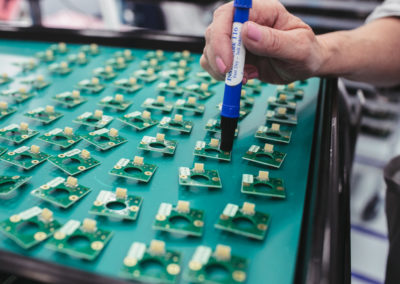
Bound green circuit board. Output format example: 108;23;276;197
31;176;91;209
185;245;248;284
0;175;31;196
153;201;205;237
0;39;320;284
0;206;61;249
0;122;39;144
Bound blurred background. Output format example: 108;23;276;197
0;0;384;35
0;1;396;284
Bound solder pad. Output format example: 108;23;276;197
215;203;271;240
109;157;157;183
31;177;91;208
89;189;143;221
47;148;100;176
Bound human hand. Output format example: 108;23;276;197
200;0;327;84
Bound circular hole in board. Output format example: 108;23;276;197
62;158;81;166
204;148;221;155
139;259;165;276
267;132;282;138
255;153;274;161
106;201;127;211
16;221;40;236
149;142;166;150
52;135;67;141
67;235;91;249
86;117;99;123
204;263;230;282
49;187;70;199
190;175;210;182
94;135;110;143
0;180;16;190
6;131;21;137
232;217;255;230
254;182;273;190
15;154;33;162
168;122;183;128
123;167;143;174
169;215;190;229
37;112;49;118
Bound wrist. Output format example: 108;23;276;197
314;34;337;77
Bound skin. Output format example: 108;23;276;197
201;0;400;87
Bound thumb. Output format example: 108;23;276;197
242;21;299;60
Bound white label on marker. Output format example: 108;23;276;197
225;22;245;86
223;203;238;217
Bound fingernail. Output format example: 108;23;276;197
216;56;226;74
247;22;262;42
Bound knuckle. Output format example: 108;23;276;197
212;3;230;20
213;7;223;20
202;46;207;58
200;55;208;69
265;30;280;53
205;26;212;40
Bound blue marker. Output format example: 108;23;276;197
220;0;252;151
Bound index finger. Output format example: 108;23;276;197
207;2;234;73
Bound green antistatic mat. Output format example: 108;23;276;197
0;39;319;284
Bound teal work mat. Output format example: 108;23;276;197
0;39;319;284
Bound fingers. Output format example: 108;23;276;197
200;54;225;81
201;3;234;78
242;21;308;60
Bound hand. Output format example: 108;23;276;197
200;0;327;84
